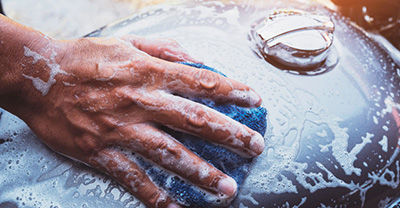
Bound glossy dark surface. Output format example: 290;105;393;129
1;0;400;207
0;1;4;16
87;1;400;207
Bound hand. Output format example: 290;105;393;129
2;27;264;207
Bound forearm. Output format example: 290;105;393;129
0;14;52;116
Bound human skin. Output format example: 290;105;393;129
0;14;265;208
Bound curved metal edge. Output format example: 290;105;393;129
0;0;5;16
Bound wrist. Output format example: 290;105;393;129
0;14;59;118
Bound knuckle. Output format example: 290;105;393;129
186;105;209;128
194;70;219;90
125;167;146;192
114;87;155;109
98;115;119;132
75;134;101;156
152;138;170;151
126;54;146;70
149;191;169;208
95;63;116;80
147;139;180;164
91;150;147;193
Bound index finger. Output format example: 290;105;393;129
122;35;201;63
150;59;262;107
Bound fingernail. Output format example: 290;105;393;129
218;177;237;196
229;89;262;107
167;203;181;208
250;133;265;155
248;89;262;107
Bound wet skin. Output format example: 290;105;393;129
0;14;264;208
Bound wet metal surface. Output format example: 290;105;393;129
1;0;400;207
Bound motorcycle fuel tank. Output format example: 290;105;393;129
1;0;400;207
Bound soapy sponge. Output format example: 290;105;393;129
137;63;267;207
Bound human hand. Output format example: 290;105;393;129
5;32;264;207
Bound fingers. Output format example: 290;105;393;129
122;35;201;63
118;35;261;108
147;60;262;108
124;88;265;157
158;93;265;157
89;148;180;208
116;123;238;199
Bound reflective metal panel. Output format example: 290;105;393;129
1;0;400;207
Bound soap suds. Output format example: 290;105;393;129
23;46;68;95
62;81;76;87
133;88;260;156
379;135;388;152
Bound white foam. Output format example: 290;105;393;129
175;20;393;206
134;89;260;156
108;146;232;206
91;149;145;193
333;132;374;176
23;46;68;95
368;160;400;189
0;110;144;208
316;130;328;138
4;2;400;207
378;196;392;208
379;135;388;152
62;81;76;87
383;125;389;131
126;125;215;184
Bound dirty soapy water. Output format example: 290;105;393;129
1;0;400;208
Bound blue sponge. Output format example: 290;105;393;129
137;63;267;207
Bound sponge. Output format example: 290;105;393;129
136;63;267;207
